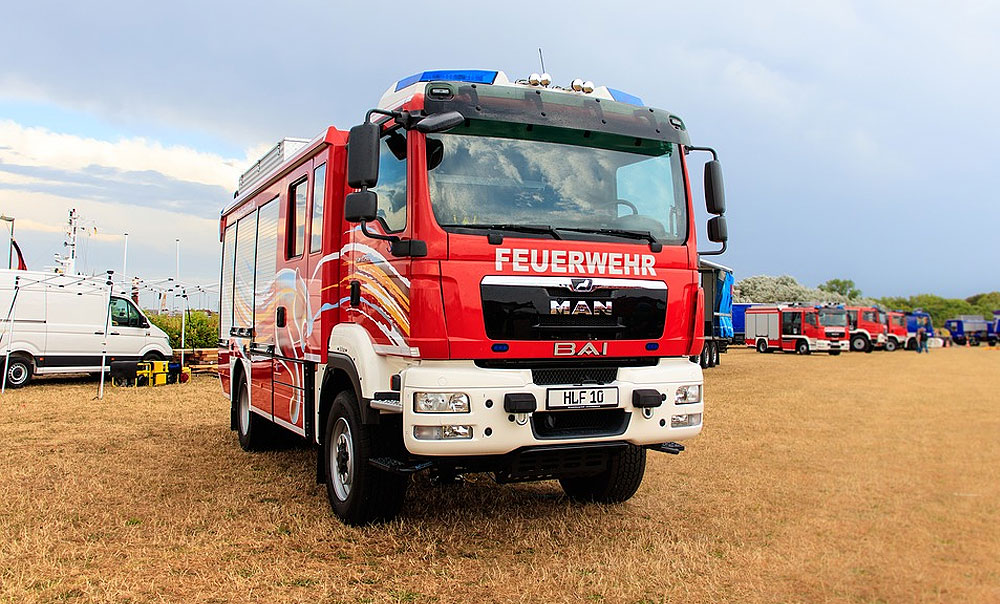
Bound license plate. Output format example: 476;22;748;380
546;387;618;409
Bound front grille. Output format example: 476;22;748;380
531;367;617;386
531;408;629;440
495;446;616;482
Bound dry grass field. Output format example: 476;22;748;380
1;347;999;603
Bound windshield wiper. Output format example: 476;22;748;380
554;227;662;251
442;223;562;240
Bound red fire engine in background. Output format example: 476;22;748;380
217;69;728;524
846;306;887;352
744;304;848;355
884;311;907;351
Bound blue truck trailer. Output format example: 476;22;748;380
944;315;994;346
697;259;734;368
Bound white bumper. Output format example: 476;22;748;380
810;338;848;351
399;358;703;456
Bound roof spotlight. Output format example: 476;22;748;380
571;78;584;92
528;73;540;85
582;81;595;93
539;72;551;86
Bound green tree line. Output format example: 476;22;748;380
145;311;219;349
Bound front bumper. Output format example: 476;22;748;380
811;338;847;351
399;358;703;456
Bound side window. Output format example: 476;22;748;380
371;132;407;233
310;164;326;253
805;312;818;327
287;178;308;258
848;310;857;328
110;298;131;327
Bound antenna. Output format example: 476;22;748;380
538;48;546;74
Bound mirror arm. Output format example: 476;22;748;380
359;220;399;243
698;240;727;257
365;108;403;123
685;145;718;160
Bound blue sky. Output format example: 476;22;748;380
1;0;997;298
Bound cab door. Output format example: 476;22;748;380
346;129;412;354
106;297;150;360
781;311;802;351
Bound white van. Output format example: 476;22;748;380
0;269;172;387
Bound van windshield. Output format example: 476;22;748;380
819;309;847;327
426;124;688;244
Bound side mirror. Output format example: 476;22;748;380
707;215;728;243
704;160;726;215
415;111;465;133
345;191;378;223
347;122;380;189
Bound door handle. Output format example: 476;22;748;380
350;280;360;307
94;331;104;335
110;332;121;336
276;306;286;328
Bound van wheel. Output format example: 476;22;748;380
851;335;869;352
235;381;271;451
559;445;646;503
142;351;165;363
756;339;768;353
4;354;32;388
796;340;809;355
324;390;407;525
885;339;898;352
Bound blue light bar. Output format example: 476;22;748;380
607;88;644;106
395;70;499;92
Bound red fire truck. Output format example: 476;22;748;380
846;306;886;352
884;311;907;351
744;304;848;355
217;69;728;524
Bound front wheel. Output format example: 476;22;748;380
885;339;898;352
796;340;810;355
851;335;869;352
324;390;407;525
829;350;841;356
559;445;646;503
4;354;32;388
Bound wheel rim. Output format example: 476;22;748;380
238;387;250;436
8;362;27;385
757;340;767;352
330;417;354;501
852;338;866;351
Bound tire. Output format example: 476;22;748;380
699;345;710;368
707;342;717;367
756;339;769;354
235;380;272;452
829;350;841;356
970;338;980;347
142;351;165;363
795;340;809;355
851;335;869;352
906;339;917;351
3;354;32;388
324;390;407;525
559;445;646;504
885;339;898;352
713;342;722;366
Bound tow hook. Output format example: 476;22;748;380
648;442;685;455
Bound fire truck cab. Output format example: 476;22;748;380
217;69;728;525
744;304;847;355
884;310;907;351
846;306;886;352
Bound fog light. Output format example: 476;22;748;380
413;425;473;440
414;392;470;413
675;384;701;404
671;413;702;428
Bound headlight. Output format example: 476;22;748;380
413;392;470;413
675;384;701;404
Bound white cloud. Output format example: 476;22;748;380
0;120;250;190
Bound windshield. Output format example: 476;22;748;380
426;127;688;244
819;309;847;327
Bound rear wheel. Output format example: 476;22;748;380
4;354;32;388
796;340;809;355
699;345;710;368
559;445;646;503
712;341;722;366
235;380;271;451
324;390;407;525
707;342;717;367
756;339;768;354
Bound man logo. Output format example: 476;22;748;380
550;300;613;315
571;278;595;292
